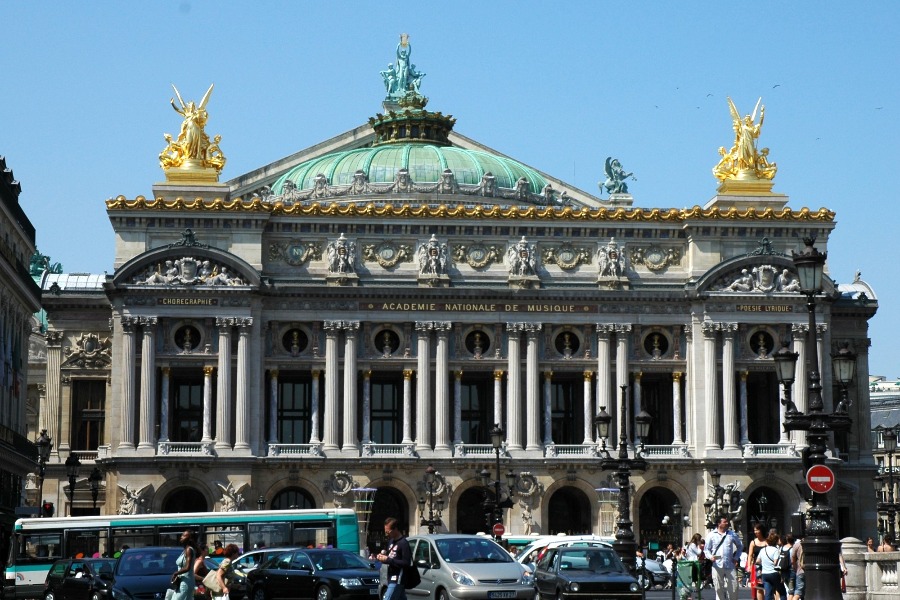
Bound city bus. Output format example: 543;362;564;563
3;508;359;600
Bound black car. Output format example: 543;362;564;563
247;549;380;600
110;547;184;600
44;558;116;600
533;547;641;600
635;557;671;590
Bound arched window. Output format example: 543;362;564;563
271;488;315;510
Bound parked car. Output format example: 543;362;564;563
247;548;379;600
516;535;613;575
215;547;299;600
385;533;533;600
532;546;641;600
635;557;671;590
44;558;116;600
110;547;183;600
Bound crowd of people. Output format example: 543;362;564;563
167;530;241;600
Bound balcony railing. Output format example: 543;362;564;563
158;441;216;456
70;450;98;462
545;444;598;458
742;443;798;458
641;444;691;458
267;443;324;457
361;443;417;457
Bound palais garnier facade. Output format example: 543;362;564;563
27;36;877;552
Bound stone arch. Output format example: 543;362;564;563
261;476;326;508
271;487;316;510
637;485;681;554
161;486;209;513
546;485;593;535
691;252;836;296
364;486;411;552
111;244;261;288
455;486;490;535
541;475;599;536
743;481;797;540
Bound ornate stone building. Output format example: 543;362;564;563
27;38;878;550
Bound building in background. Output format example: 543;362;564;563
25;37;879;551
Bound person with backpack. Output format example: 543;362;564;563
755;531;788;600
376;517;414;600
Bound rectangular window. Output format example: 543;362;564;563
461;379;491;444
550;379;581;444
173;378;203;442
279;379;312;444
71;380;106;450
371;378;401;444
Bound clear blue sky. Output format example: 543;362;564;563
3;1;898;377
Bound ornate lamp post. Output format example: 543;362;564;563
257;495;266;511
781;237;852;600
419;464;444;534
704;469;726;529
595;384;650;574
36;430;52;515
64;453;81;505
88;467;103;509
480;425;516;541
875;428;898;539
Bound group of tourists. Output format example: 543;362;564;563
168;530;240;600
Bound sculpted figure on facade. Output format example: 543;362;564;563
217;481;246;512
134;257;243;286
417;234;449;276
719;265;800;293
327;234;356;274
602;157;635;195
713;97;776;181
597;238;625;277
117;484;150;515
382;34;427;100
160;84;226;174
507;237;536;277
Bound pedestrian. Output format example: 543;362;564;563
744;523;767;600
865;537;876;553
704;516;743;600
789;538;804;600
877;534;895;552
782;534;795;592
376;517;412;600
193;548;210;599
755;531;787;600
170;531;197;600
210;544;240;600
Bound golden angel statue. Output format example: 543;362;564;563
159;84;226;176
713;97;776;182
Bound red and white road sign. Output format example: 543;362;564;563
806;464;836;494
492;523;506;537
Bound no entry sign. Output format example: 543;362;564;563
492;522;506;537
806;464;836;494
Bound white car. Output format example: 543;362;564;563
516;535;614;574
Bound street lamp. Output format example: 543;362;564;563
875;428;898;539
36;430;52;516
480;425;515;540
257;495;266;511
832;342;856;415
65;453;81;505
705;469;726;529
419;464;444;534
595;384;650;575
781;236;852;600
88;467;103;509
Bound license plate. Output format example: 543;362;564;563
488;593;516;599
369;590;378;595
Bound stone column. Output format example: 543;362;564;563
342;321;359;452
402;369;414;444
159;367;171;442
739;371;749;446
234;318;252;451
268;369;279;444
672;372;683;444
215;317;233;451
633;371;643;445
361;370;372;447
542;370;553;445
596;325;614;440
583;371;594;444
792;324;809;448
684;325;694;447
118;319;136;450
434;322;452;452
45;330;64;453
310;369;321;444
493;370;504;427
615;325;631;443
702;322;720;452
323;322;341;451
525;323;542;452
137;317;157;452
202;366;214;442
453;370;464;447
415;321;433;453
721;323;739;451
506;324;524;450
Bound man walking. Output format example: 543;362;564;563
705;516;743;600
376;517;412;600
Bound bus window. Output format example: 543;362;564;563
292;523;335;548
65;529;109;558
111;527;155;551
158;528;199;548
22;534;61;560
203;526;246;554
248;523;290;549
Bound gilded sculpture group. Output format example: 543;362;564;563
713;97;777;182
159;84;226;173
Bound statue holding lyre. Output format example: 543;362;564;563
159;84;226;178
713;97;776;182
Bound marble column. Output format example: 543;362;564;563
817;324;831;411
721;323;739;451
542;370;553;445
684;325;694;447
342;321;359;452
615;325;631;443
234;318;252;451
215;317;233;451
310;369;321;444
402;369;414;444
633;371;643;445
137;317;157;451
434;322;452;452
453;370;463;447
118;319;136;450
202;366;214;441
323;322;341;451
493;370;504;427
415;321;433;453
702;322;720;452
739;371;750;446
583;371;594;445
672;372;683;444
268;369;279;444
525;323;542;452
45;330;64;452
160;367;171;442
362;370;372;447
596;325;614;441
792;324;809;448
506;323;524;451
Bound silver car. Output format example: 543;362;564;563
391;534;533;600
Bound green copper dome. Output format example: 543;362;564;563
272;144;548;195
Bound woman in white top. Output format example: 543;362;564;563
756;531;787;600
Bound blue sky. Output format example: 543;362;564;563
3;1;898;377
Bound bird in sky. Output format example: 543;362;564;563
772;84;781;88
706;93;713;97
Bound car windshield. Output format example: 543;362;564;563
557;549;625;574
436;539;513;563
87;559;116;575
307;551;372;571
116;550;182;576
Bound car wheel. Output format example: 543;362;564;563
437;589;449;600
316;586;332;600
252;586;267;600
45;592;54;600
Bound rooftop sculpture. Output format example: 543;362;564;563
713;97;777;183
159;84;226;181
380;33;427;102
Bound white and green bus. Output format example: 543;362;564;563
4;508;359;600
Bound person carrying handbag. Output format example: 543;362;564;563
203;544;240;600
376;517;413;600
755;532;788;600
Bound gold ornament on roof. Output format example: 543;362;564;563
713;97;776;183
159;84;226;182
